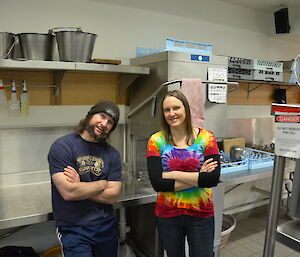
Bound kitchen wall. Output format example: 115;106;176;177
0;124;125;254
1;0;300;62
0;125;124;175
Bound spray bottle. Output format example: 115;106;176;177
20;80;29;116
0;79;8;114
8;80;20;117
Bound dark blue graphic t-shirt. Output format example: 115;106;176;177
48;133;121;226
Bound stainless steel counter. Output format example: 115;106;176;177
0;171;156;230
0;164;295;230
221;165;295;186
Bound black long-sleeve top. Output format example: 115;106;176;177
147;154;220;192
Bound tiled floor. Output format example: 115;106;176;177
219;212;299;257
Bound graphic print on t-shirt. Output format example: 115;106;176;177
77;155;104;176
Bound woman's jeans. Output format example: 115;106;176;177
156;215;214;257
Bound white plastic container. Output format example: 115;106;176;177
20;80;29;116
0;79;8;113
8;80;20;117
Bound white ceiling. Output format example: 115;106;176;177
220;0;300;13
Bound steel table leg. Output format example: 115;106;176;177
263;156;286;257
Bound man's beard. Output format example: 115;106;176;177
85;124;109;143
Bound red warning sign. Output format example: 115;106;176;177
275;115;300;123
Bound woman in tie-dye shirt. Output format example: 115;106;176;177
147;90;220;257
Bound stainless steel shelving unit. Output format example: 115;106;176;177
0;59;150;74
0;59;150;96
0;58;151;229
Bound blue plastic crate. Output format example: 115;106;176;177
136;47;163;57
220;152;248;174
165;38;212;55
245;148;275;170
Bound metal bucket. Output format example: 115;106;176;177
18;33;54;61
0;32;16;59
220;214;236;249
51;27;97;63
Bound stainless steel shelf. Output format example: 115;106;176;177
229;79;298;98
276;220;300;252
221;165;294;186
0;59;75;71
0;59;150;96
0;59;150;75
75;62;150;74
229;79;297;87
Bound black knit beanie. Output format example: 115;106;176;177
87;100;120;131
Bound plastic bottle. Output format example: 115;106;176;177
0;79;8;114
8;80;20;117
20;80;29;116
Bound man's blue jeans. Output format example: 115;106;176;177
156;215;214;257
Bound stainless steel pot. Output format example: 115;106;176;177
230;145;247;161
18;33;54;61
50;27;97;63
0;32;16;59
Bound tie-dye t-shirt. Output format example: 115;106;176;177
147;129;219;218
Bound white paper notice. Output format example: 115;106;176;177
275;115;300;158
207;67;227;104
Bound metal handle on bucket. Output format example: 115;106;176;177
0;34;17;59
48;27;82;35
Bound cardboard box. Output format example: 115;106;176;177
223;138;245;153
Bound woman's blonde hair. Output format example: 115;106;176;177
160;90;194;146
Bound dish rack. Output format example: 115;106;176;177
227;56;284;82
252;69;283;82
220;152;248;174
228;67;253;80
136;38;212;57
252;59;283;82
252;59;283;73
165;38;212;55
136;47;162;57
246;148;275;169
228;57;252;70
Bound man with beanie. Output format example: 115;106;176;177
48;100;122;257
